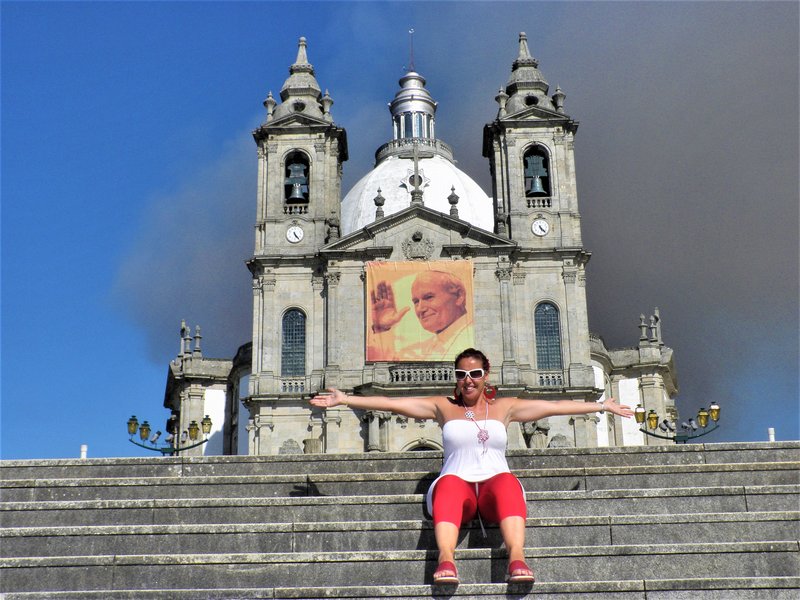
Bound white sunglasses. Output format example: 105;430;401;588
454;368;486;381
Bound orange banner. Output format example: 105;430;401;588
366;260;475;362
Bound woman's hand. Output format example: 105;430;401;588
603;398;634;418
310;388;348;409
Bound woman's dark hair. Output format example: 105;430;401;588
454;348;490;372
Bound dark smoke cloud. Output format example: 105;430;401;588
113;2;798;441
111;135;255;362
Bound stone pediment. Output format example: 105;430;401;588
320;204;515;260
486;105;579;137
502;103;569;122
252;112;332;138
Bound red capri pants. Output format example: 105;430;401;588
431;472;527;526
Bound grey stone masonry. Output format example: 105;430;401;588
1;442;798;599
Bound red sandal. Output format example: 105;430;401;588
433;560;459;585
508;559;535;583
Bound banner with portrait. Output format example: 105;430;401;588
366;260;475;362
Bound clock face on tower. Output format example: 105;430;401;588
286;225;304;243
531;218;550;237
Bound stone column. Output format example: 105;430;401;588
609;374;625;447
322;412;342;453
310;274;326;387
561;266;579;366
640;371;670;446
255;145;268;252
246;417;257;455
493;138;509;234
496;263;519;382
182;387;206;457
259;274;277;394
571;413;599;448
563;262;593;389
253;413;274;456
363;410;390;452
251;276;264;391
325;271;341;369
303;413;324;454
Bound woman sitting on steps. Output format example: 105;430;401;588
311;347;633;585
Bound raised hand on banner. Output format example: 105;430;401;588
370;280;410;333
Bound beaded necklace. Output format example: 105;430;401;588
463;399;490;452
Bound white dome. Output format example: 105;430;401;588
341;154;494;235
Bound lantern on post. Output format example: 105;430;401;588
636;402;722;444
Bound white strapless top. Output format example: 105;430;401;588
425;419;512;515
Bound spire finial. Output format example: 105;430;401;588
193;325;202;357
653;307;663;345
296;37;309;65
263;91;276;122
649;315;659;343
374;188;386;219
448;186;459;217
179;320;188;357
408;28;415;72
182;322;192;357
639;314;649;341
321;89;333;121
513;31;538;69
518;32;531;59
495;86;509;117
288;36;314;76
552;85;566;113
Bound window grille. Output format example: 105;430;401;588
534;302;563;370
281;309;306;376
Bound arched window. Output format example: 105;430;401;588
403;112;413;138
534;302;562;370
523;145;551;196
281;309;306;376
284;151;310;203
414;113;424;137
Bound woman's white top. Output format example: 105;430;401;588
425;419;512;515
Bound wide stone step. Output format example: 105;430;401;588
2;442;797;481
2;577;800;600
1;542;798;593
3;462;797;503
2;485;796;528
2;512;797;558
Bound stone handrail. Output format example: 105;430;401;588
375;138;454;163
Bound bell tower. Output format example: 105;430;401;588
483;33;595;400
251;37;348;255
483;32;580;249
246;38;348;453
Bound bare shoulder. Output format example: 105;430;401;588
431;395;459;418
492;396;518;423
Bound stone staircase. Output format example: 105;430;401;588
1;442;798;599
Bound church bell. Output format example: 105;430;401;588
288;183;306;201
285;161;309;202
527;175;546;195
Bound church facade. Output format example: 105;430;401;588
163;34;677;456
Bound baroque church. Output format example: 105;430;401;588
162;34;677;457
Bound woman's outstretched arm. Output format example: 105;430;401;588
310;388;440;421
507;397;634;423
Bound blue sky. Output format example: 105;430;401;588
2;1;798;460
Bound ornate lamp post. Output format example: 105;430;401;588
126;414;213;456
634;402;720;444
